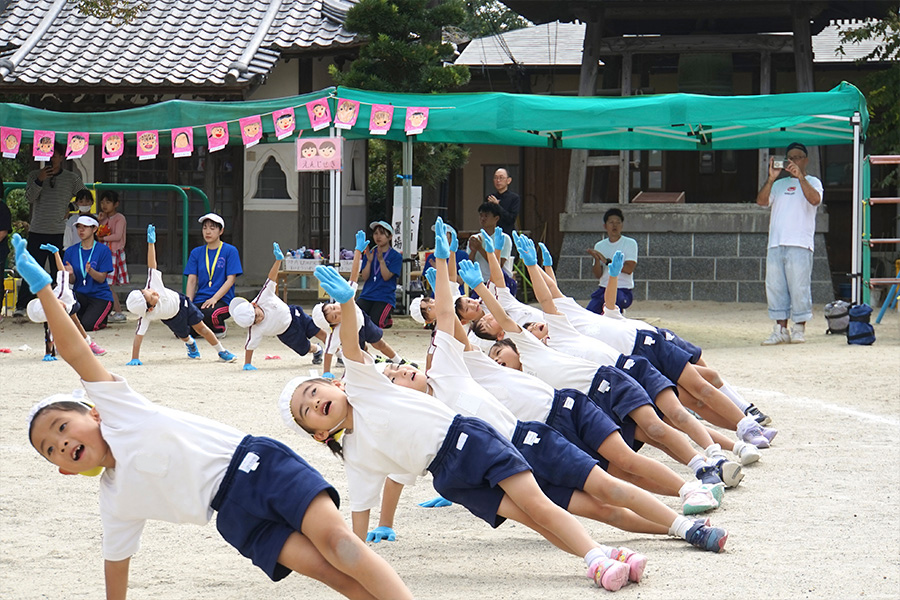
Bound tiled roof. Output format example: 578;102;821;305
457;20;892;68
0;0;359;88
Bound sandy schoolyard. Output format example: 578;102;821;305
1;300;898;599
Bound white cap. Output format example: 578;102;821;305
312;302;331;332
27;392;91;433
278;375;319;436
198;212;225;228
75;215;99;227
409;296;427;325
26;298;47;323
369;220;394;236
126;289;148;317
229;297;255;328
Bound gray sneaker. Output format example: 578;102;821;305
790;323;806;343
761;324;791;346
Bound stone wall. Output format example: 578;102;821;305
556;204;834;303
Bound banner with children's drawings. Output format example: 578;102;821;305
296;137;342;172
0;96;429;162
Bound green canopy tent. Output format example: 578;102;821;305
1;82;869;300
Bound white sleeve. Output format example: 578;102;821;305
135;315;151;336
148;268;165;291
388;472;418;486
100;513;146;561
623;238;639;262
323;325;342;355
346;458;393;512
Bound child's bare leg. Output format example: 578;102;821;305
300;493;412;600
70;313;89;340
707;428;737;453
653;388;716;448
598;433;684;496
497;496;578;555
606;465;671;495
370;339;397;359
693;364;722;387
567;492;668;535
276;532;380;600
580;467;680;530
677;389;735;429
628;405;699;465
634;428;684;463
192;321;219;347
676;364;744;427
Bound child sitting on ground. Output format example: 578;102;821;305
228;242;325;371
13;232;414;600
125;225;237;365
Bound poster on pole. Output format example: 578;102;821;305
391;185;422;255
296;137;342;171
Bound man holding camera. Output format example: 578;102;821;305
755;142;823;345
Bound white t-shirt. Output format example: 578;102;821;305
462;348;554;423
495;286;543;327
55;270;76;312
468;231;514;277
543;312;621;367
135;268;181;336
425;331;517;440
553;297;648;354
594;235;638;289
244;279;293;350
83;375;245;561
767;176;823;251
342;352;455;511
506;328;599;394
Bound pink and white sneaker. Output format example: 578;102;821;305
587;557;630;591
89;341;107;356
608;547;648;583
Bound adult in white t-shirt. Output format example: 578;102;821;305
587;208;638;313
755;142;823;345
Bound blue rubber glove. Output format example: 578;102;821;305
273;241;284;260
458;260;484;289
314;265;355;304
243;363;257;371
424;267;437;291
12;233;52;293
126;358;143;366
433;217;450;260
514;233;538;267
147;224;156;244
322;371;335;380
479;228;494;254
448;226;459;252
366;526;396;543
492;227;505;253
39;243;59;254
42;354;58;362
418;496;452;508
355;230;368;253
539;242;553;267
608;250;625;278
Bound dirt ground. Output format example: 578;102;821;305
1;300;898;600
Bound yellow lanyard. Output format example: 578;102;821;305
205;243;224;287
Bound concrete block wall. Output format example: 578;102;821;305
556;204;834;304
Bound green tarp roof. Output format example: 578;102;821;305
0;82;867;151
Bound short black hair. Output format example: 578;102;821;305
491;338;518;355
478;201;501;217
603;208;624;223
470;317;498;340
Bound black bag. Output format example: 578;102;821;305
824;300;851;335
847;303;875;345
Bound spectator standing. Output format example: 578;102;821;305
586;208;638;313
358;220;401;329
486;168;521;232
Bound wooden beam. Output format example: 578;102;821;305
598;34;794;54
618;52;632;204
758;50;771;189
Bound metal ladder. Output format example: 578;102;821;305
861;154;900;322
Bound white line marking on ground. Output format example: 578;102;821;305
742;387;900;427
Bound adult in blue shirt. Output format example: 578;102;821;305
62;215;114;331
184;213;242;337
358;220;401;329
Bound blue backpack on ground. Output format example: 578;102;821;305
847;303;875;345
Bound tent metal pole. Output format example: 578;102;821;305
402;137;413;312
850;112;861;304
330;128;342;267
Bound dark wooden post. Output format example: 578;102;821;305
565;17;602;214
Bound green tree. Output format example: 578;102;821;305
75;0;146;24
330;0;472;221
460;0;530;39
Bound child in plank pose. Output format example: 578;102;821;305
63;215;114;332
281;263;639;591
27;242;105;358
125;225;237;365
13;232;413;600
312;231;409;377
374;221;726;558
229;241;325;371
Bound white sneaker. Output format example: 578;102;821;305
108;312;127;323
790;323;806;343
761;324;791;345
733;441;762;465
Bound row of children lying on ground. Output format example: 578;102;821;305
16;217;776;599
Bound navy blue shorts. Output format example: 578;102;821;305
356;312;384;348
68;300;81;316
630;329;692;385
615;354;675;400
428;415;531;528
546;388;622;470
212;435;339;582
162;294;205;339
587;286;634;312
512;420;599;510
277;305;321;356
658;328;702;364
588;366;656;451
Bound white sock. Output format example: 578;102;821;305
704;444;725;462
584;546;614;567
389;354;402;364
185;336;195;346
678;480;701;498
214;342;225;352
732;440;749;457
719;380;751;412
738;415;757;432
669;515;692;539
84;335;91;345
688;455;708;474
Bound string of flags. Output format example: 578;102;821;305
0;97;432;164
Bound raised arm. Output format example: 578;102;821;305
39;243;64;271
350;230;367;284
478;227;507;288
458;259;521;334
756;158;780;206
12;234;112;383
432;218;454;337
515;233;558;315
539;242;557;284
314;266;363;363
604;251;625;312
268;242;284;282
146;224;157;270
